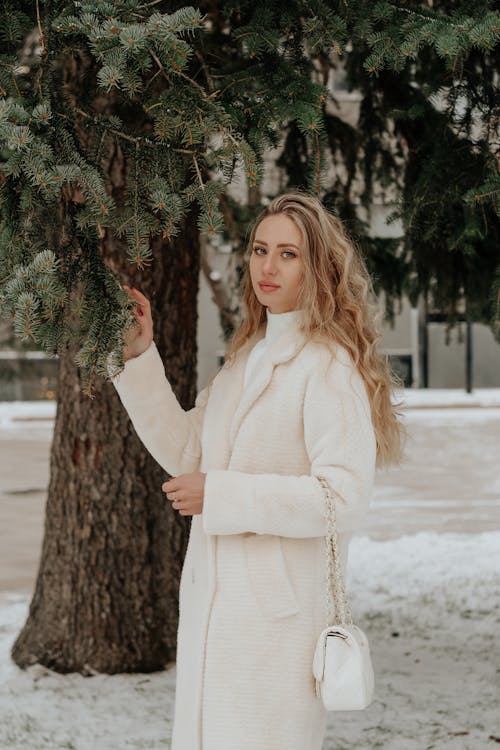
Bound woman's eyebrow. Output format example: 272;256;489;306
253;239;300;250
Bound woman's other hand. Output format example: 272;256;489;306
122;286;154;361
162;472;206;516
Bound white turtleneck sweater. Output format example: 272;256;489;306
243;307;305;389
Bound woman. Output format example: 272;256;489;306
108;191;403;750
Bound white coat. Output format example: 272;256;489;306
110;313;377;750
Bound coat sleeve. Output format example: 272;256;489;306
202;353;377;538
108;340;210;476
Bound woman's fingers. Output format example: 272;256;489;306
163;484;187;507
118;284;154;359
122;285;147;302
128;286;150;307
170;498;191;516
122;285;151;320
165;488;184;502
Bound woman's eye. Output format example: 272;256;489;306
253;247;296;258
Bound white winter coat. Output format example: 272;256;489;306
110;317;377;750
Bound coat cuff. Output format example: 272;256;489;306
202;464;374;538
202;469;254;535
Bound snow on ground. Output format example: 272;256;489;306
0;400;56;427
0;532;499;750
397;388;500;409
0;393;499;749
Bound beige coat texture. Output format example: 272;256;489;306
110;317;377;750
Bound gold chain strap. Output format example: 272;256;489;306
316;475;353;628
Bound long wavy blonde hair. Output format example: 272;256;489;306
223;190;405;468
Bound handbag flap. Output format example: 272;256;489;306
312;625;351;681
312;627;328;681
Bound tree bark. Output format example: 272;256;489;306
11;216;200;674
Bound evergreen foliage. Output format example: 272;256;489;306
0;0;499;396
0;1;333;394
275;0;500;334
348;0;500;335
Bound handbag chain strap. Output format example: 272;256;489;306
316;475;353;628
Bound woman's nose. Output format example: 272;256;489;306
262;253;278;273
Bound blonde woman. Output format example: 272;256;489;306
109;191;404;750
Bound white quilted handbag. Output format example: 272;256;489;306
312;475;375;711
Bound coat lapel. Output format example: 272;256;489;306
227;323;308;448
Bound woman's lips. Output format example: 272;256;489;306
258;282;280;292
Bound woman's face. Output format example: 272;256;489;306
249;213;305;313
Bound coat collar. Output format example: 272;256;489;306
226;312;309;447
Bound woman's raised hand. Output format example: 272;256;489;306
121;285;154;361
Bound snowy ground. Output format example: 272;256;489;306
0;393;499;750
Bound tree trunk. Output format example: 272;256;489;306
11;214;200;673
10;16;205;673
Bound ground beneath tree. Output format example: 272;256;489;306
0;393;499;750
